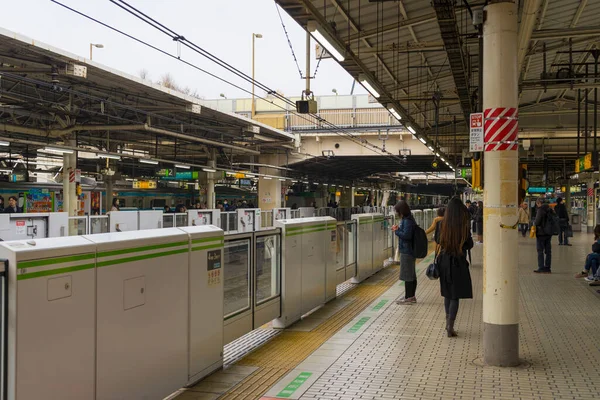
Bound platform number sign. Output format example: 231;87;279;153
157;168;175;177
470;112;484;152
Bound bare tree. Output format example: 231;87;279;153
139;69;150;80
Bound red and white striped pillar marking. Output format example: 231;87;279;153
484;107;518;151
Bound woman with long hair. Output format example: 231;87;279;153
392;200;418;304
438;197;474;337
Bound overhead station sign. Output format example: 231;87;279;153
574;153;593;173
469;112;484;152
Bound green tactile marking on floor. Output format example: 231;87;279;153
372;299;389;311
198;242;437;400
275;372;313;398
348;316;370;333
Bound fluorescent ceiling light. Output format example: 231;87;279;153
307;21;345;62
0;168;12;173
387;106;401;120
279;178;286;181
0;141;9;146
358;74;380;98
428;146;434;151
435;152;440;157
97;153;121;160
140;159;159;165
41;146;74;154
202;168;216;173
175;164;190;169
407;126;416;134
263;176;272;180
245;173;255;177
418;137;427;144
440;157;445;162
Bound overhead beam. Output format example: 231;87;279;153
531;26;600;40
517;0;543;75
345;13;437;42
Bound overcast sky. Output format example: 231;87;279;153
2;0;366;100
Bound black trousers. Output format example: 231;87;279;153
405;279;417;298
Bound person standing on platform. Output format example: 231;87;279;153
555;197;571;246
392;200;417;304
517;202;530;237
0;195;4;212
110;198;120;212
437;197;473;337
534;197;552;273
475;201;484;243
4;196;22;213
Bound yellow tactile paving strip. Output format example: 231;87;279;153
217;245;435;400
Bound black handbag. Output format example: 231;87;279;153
426;248;440;280
567;224;574;238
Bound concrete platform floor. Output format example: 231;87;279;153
266;232;600;400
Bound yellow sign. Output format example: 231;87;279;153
133;180;157;189
585;153;593;170
575;153;593;173
234;173;246;179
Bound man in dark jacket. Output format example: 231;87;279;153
555;197;571;246
534;197;552;273
4;196;22;213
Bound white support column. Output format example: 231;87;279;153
62;155;70;215
482;0;520;367
206;158;216;209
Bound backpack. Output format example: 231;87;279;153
412;223;428;258
543;208;560;236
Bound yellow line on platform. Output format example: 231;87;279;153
217;243;436;400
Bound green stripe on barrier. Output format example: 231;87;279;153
192;243;223;252
97;241;188;258
97;248;188;268
191;236;223;244
286;227;329;236
18;253;95;269
17;263;95;280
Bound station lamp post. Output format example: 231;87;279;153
251;33;263;119
89;43;104;60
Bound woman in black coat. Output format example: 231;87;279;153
437;197;474;337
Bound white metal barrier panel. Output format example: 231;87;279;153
0;212;68;241
413;209;424;228
272;217;337;329
350;213;387;283
0;225;224;400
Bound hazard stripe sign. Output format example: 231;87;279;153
484;107;518;151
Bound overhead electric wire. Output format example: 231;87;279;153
104;0;412;164
275;2;304;79
50;0;420;172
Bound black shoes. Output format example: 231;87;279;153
534;268;552;274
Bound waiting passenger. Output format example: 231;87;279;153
0;195;4;212
110;198;120;212
4;196;22;213
175;204;187;213
575;224;600;286
425;207;445;239
392;200;418;304
555;197;571;246
475;201;484;243
437;197;474;337
517;202;530;237
534;197;552;274
164;205;172;213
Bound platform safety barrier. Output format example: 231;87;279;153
0;211;396;400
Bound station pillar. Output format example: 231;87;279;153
339;187;352;207
351;187;355;207
482;0;520;367
62;139;78;217
206;157;216;209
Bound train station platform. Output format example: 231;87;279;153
175;234;600;400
